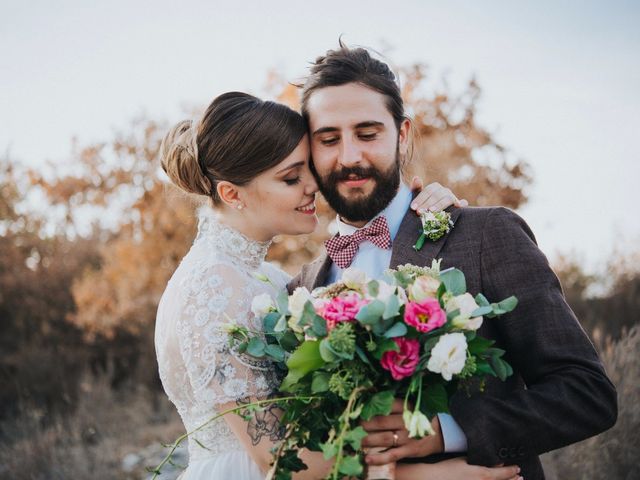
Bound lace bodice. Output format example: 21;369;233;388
155;208;290;462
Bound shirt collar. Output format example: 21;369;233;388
335;182;412;240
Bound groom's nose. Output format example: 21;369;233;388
338;137;363;168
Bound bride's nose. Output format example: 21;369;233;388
304;173;319;196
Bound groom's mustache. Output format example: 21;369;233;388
326;166;382;184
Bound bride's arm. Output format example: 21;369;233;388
222;404;333;478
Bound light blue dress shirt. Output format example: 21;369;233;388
326;182;468;453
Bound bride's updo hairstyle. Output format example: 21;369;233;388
160;92;307;204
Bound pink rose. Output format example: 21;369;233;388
380;338;420;380
320;293;367;330
404;299;446;333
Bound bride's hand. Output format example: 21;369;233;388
396;457;522;480
409;176;468;212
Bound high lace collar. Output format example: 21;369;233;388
195;207;271;270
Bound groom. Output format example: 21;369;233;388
288;44;617;479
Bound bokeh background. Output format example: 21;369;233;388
1;1;638;479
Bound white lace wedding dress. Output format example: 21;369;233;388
155;208;290;479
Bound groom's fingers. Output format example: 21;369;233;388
361;413;405;432
390;398;404;413
364;443;418;465
361;430;407;448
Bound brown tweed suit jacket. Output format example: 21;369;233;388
288;206;617;480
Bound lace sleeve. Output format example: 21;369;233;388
177;259;279;411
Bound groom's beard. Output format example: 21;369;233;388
313;156;401;223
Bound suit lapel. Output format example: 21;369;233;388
308;250;333;289
390;206;462;268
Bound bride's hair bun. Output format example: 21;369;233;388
160;119;213;197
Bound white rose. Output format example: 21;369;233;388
341;268;368;289
427;332;468;381
288;287;312;319
409;275;441;302
447;293;483;331
250;293;275;318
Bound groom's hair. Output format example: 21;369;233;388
300;40;406;131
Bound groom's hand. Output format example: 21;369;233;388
361;399;445;466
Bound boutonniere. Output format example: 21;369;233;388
414;210;454;250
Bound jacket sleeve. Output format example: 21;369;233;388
449;207;617;465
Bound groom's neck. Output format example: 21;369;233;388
339;217;370;229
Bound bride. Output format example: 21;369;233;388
155;91;522;480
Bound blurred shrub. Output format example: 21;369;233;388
543;325;639;480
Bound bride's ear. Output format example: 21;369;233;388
216;181;245;210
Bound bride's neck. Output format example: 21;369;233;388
216;209;273;244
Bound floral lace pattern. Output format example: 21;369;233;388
155;207;290;462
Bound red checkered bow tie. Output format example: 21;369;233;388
325;216;392;269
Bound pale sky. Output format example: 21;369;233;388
2;0;639;270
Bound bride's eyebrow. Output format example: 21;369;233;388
275;160;305;175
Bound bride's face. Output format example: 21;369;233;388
238;136;319;239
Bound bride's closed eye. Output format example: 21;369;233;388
284;177;301;186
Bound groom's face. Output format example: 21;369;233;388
306;82;410;223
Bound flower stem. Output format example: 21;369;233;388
329;386;365;479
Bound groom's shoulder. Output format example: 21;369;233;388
456;206;530;231
455;206;537;244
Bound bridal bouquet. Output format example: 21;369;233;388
228;261;517;479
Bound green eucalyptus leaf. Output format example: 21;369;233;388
384;322;408;338
497;296;518;313
273;314;287;332
475;293;490;307
246;338;266;357
356;300;386;324
382;294;401;320
439;268;467;296
470;305;493;317
311;314;327;337
264;343;286;362
262;312;281;332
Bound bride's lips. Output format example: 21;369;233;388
295;199;316;215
